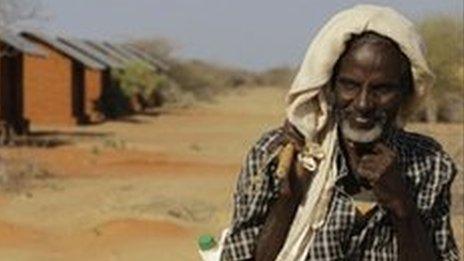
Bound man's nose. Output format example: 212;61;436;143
354;86;374;112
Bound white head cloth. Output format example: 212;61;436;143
277;5;434;260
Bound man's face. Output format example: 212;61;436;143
333;42;408;144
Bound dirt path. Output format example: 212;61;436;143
0;86;462;260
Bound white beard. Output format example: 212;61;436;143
340;120;383;143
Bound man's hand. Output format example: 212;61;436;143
355;142;413;219
281;121;314;201
344;140;437;261
254;122;314;261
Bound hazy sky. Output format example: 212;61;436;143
39;0;462;70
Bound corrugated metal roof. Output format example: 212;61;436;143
119;44;165;71
21;31;105;70
102;42;155;71
84;40;133;66
58;37;123;69
122;45;170;72
0;31;47;56
103;42;138;61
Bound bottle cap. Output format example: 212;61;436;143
198;234;216;251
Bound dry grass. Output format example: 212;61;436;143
0;158;53;193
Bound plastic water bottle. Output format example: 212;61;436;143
198;229;229;261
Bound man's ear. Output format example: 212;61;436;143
394;72;415;128
323;82;336;109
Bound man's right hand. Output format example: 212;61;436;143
255;122;313;260
281;121;315;202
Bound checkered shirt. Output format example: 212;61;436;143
221;127;459;260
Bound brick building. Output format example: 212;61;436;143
85;40;132;67
102;42;155;71
60;38;133;118
58;37;125;123
0;31;46;137
21;31;106;125
84;40;149;113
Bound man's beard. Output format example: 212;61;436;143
337;109;388;144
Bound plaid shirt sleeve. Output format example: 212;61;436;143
221;129;285;261
420;151;460;260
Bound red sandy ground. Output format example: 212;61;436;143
0;87;462;260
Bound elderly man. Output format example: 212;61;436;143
220;5;459;261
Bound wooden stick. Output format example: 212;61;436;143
276;143;295;179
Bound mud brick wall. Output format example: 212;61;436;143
0;43;6;120
22;42;78;125
0;42;28;134
84;69;105;123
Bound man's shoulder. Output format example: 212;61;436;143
240;127;287;175
394;129;444;156
395;129;456;187
251;127;287;155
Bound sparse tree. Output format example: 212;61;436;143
0;0;48;62
128;37;178;60
0;0;47;30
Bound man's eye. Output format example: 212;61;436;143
375;85;397;95
338;80;359;91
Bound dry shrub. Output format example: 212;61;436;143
0;158;52;193
437;93;464;122
127;37;177;62
256;66;296;87
418;15;463;122
167;60;256;101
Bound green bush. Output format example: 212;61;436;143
99;64;170;118
112;62;172;109
114;62;169;99
99;70;131;118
